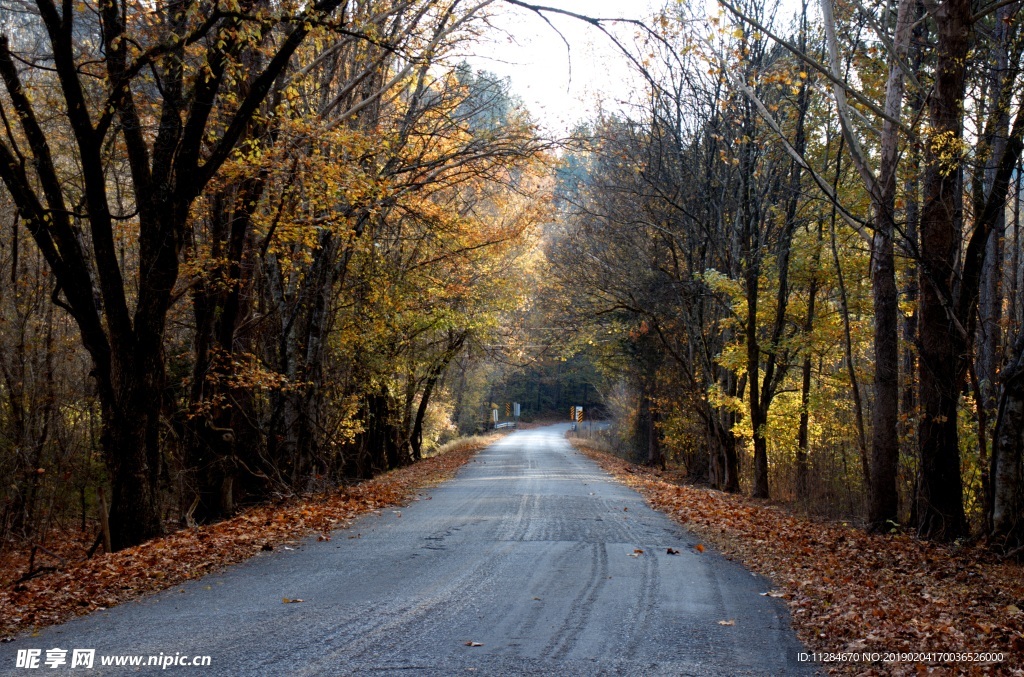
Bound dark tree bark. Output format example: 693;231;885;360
410;332;466;461
186;176;264;522
993;335;1024;551
0;0;348;548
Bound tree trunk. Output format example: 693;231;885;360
636;381;663;469
743;157;769;500
916;0;972;541
707;408;740;493
747;268;769;498
410;375;438;462
869;218;901;530
822;0;912;531
864;0;916;533
104;366;164;551
185;180;260;521
992;335;1024;551
796;219;820;499
975;4;1013;533
901;166;920;444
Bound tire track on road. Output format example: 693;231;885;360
543;541;609;660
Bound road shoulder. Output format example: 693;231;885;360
570;438;1022;675
1;436;493;640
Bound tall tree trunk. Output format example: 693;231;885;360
975;4;1013;533
410;375;438;462
746;238;768;498
822;0;912;530
831;218;871;486
900;2;926;456
901;164;920;443
736;93;770;499
870;215;902;530
865;0;915;532
916;0;972;541
797;219;822;499
993;168;1024;542
186;178;261;521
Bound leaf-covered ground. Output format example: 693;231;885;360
0;436;493;640
571;439;1024;676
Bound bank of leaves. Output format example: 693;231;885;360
572;440;1024;676
0;437;492;640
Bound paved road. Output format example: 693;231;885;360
3;425;810;675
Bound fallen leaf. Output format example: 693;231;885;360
565;441;1024;675
464;641;483;647
667;548;680;555
718;620;735;626
282;597;304;604
0;442;489;642
695;544;705;553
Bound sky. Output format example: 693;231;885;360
463;0;664;137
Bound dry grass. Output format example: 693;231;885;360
424;433;503;458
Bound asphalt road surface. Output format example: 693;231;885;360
3;425;811;675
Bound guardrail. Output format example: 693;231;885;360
494;422;517;429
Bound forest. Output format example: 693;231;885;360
1;0;1024;568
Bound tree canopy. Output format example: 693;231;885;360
2;0;1024;563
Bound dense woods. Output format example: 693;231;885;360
546;0;1024;553
0;0;549;550
3;0;1024;564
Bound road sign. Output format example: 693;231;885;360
513;402;520;418
506;402;510;417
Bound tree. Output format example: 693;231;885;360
0;0;379;548
820;0;912;532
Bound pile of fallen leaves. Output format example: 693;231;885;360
572;440;1024;676
0;437;491;640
